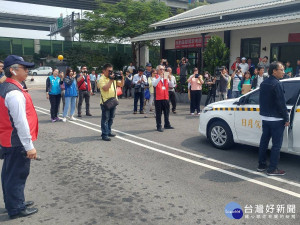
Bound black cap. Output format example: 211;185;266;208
4;55;35;69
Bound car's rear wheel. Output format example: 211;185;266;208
33;72;37;76
208;121;234;149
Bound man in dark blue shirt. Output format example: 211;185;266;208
258;61;289;176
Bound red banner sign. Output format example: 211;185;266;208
288;33;300;43
175;36;210;49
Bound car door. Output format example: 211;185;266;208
282;81;300;154
234;90;262;146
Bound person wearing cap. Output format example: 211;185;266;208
239;57;249;74
144;63;152;79
0;60;6;83
132;67;147;114
0;55;38;219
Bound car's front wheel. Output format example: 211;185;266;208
208;121;234;149
33;72;37;76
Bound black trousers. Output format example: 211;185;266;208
155;100;171;129
49;94;61;119
91;81;96;93
205;89;216;106
180;76;186;92
168;91;176;111
190;90;202;113
134;91;144;112
1;146;30;216
123;85;132;98
78;90;90;115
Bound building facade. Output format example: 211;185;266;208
132;0;300;74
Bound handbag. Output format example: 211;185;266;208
117;86;123;96
101;82;119;110
144;88;150;100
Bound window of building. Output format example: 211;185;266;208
241;38;261;65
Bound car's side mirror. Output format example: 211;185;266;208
234;97;245;105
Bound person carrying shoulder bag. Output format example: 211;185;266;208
99;63;124;141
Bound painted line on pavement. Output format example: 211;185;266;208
35;105;300;189
35;108;300;199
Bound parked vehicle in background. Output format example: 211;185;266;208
29;66;52;76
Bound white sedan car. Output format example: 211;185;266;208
29;66;52;76
199;77;300;156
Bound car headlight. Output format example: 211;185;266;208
203;106;213;113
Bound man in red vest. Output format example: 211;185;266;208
152;65;174;132
0;55;39;219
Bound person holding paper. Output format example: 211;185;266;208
238;71;252;95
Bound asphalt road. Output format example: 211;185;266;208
0;88;299;225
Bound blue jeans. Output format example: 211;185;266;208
134;91;144;112
100;105;116;137
259;120;285;172
231;91;240;98
63;96;76;117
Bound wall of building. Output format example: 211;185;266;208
163;22;300;71
230;22;300;69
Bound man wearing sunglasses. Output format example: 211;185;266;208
0;55;39;219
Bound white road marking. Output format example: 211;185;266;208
35;106;300;189
35;107;300;199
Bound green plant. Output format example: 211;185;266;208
203;36;230;75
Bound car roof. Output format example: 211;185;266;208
280;77;300;83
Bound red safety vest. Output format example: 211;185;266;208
0;78;38;147
155;75;169;100
77;75;91;91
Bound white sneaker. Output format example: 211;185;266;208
70;116;77;121
62;117;67;122
191;113;195;115
198;112;201;115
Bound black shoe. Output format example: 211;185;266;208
257;165;267;172
86;113;92;116
108;133;116;137
172;110;176;114
267;169;286;176
3;201;34;213
78;114;82;117
157;128;163;132
133;111;137;114
164;126;174;129
25;201;34;207
140;111;144;114
10;208;38;219
102;136;111;141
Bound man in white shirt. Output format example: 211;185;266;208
167;67;177;113
132;67;147;114
252;66;267;89
231;66;243;98
239;57;249;74
0;55;38;219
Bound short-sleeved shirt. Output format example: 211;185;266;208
99;75;117;104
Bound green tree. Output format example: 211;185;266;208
203;36;230;75
78;0;170;66
188;0;209;9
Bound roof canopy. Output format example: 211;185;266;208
132;0;300;42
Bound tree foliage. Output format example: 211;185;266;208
203;36;230;75
188;0;209;9
78;0;170;66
